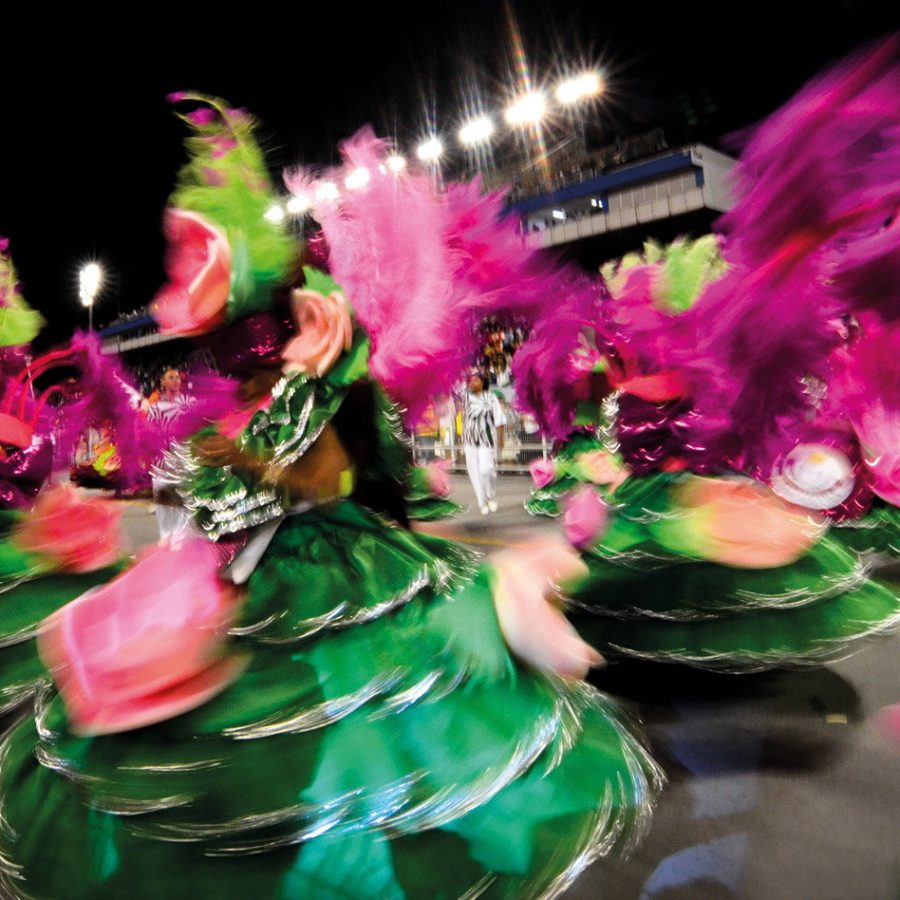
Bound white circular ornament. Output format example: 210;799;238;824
770;443;855;510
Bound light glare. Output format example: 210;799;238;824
315;181;339;203
344;167;371;190
286;195;311;215
458;116;494;146
264;204;286;225
505;92;546;126
386;155;406;173
416;138;443;163
556;72;603;105
79;263;103;306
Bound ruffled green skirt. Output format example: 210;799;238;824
565;476;900;670
0;502;660;898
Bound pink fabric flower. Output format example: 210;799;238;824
563;485;609;550
282;288;353;376
490;537;602;679
529;457;557;488
423;459;451;497
12;484;123;572
573;450;629;490
666;476;825;569
151;209;231;336
38;539;247;735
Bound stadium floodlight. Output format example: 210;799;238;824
556;72;603;105
505;92;546;126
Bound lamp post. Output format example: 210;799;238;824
78;262;103;333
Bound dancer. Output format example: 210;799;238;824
0;95;660;899
0;241;125;715
145;367;194;539
463;371;506;514
516;39;900;669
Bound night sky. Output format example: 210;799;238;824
2;1;896;346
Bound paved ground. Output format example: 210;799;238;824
119;475;900;898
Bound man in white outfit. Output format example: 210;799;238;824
462;372;506;515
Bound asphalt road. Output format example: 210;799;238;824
120;474;900;899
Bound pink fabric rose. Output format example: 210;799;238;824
38;538;247;735
12;484;123;572
282;288;353;376
573;450;629;490
529;457;557;488
663;476;825;569
151;209;231;336
490;537;602;679
423;459;451;497
563;485;609;550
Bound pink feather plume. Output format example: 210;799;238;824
285;128;563;422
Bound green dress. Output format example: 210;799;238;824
528;453;900;671
0;370;661;899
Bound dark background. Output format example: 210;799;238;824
2;1;896;344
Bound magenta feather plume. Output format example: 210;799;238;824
828;216;900;323
286;128;562;422
52;334;240;489
668;260;844;475
826;315;900;505
512;276;608;441
603;40;900;476
50;333;150;487
720;36;900;274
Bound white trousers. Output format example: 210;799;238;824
465;445;496;509
151;472;192;541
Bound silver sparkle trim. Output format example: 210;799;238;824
458;874;497;900
368;669;445;720
201;502;287;542
383;699;563;834
533;690;664;900
131;796;349;844
228;611;288;637
33;687;57;743
239;548;478;644
271;418;329;471
0;622;40;650
0;712;27;844
223;668;408;740
252;603;352;642
575;558;874;623
269;390;318;468
117;759;225;774
606;604;900;672
0;684;41;720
